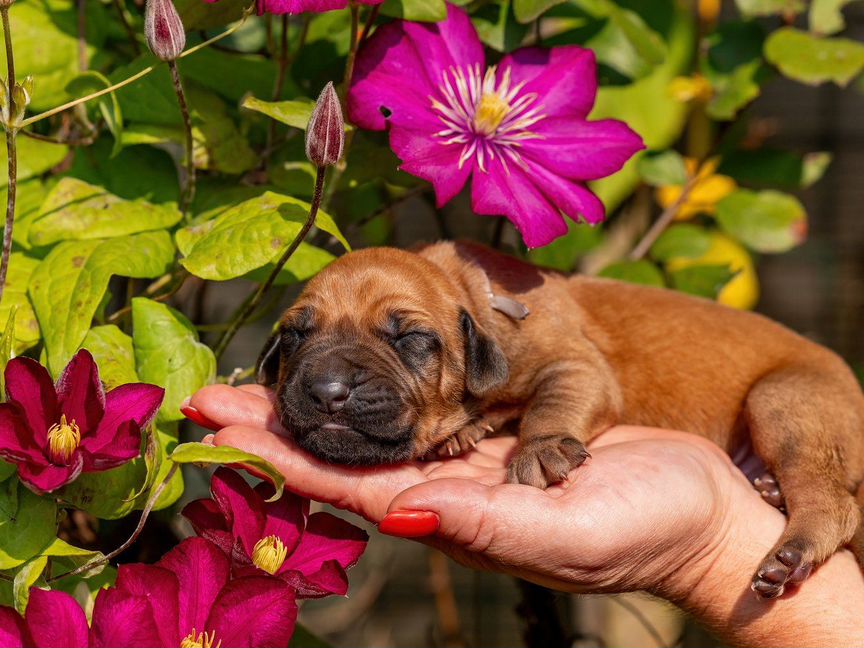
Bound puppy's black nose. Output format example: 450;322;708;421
310;380;351;413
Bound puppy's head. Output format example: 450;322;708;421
256;247;508;465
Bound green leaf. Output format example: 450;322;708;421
669;264;737;299
598;260;665;287
289;624;332;648
66;71;124;157
715;189;807;253
809;0;859;35
242;97;315;131
0;254;40;354
735;0;805;16
29;179;182;247
29;231;175;376
132;298;215;423
650;224;712;261
81;325;138;390
0;138;67;188
513;0;567;22
13;555;47;614
179;49;288;104
764;27;864;86
703;21;769;120
243;245;337;286
176;0;247;29
41;538;105;581
170;443;286;501
637;150;687;186
0;307;16;400
9;179;48;251
177;192;348;281
473;1;530;52
718;149;831;190
0;480;57;571
379;0;447;22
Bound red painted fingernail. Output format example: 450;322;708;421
180;405;220;431
378;510;439;538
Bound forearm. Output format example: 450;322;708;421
674;488;864;647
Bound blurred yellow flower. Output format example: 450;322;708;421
667;75;713;103
698;0;721;23
656;158;737;221
666;232;759;310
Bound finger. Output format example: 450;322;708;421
236;384;276;400
213;425;425;522
189;384;283;434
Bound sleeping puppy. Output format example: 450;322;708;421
256;240;864;599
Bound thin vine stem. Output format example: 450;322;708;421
214;166;326;359
343;1;360;99
0;6;17;308
169;60;195;215
359;3;380;44
265;14;290;163
112;0;141;56
628;175;699;261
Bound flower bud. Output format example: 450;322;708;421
0;0;15;8
10;76;32;125
0;79;8;125
305;81;344;167
145;0;186;62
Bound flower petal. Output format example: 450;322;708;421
182;498;235;555
470;161;568;248
257;0;346;14
4;357;58;449
80;421;141;472
389;125;473;206
0;404;44;464
17;455;83;494
207;576;297;648
89;588;162;648
157;537;230;636
56;349;105;436
210;468;266;559
24;588;89;648
283;512;368;575
81;383;163;457
281;560;349;598
113;564;180;647
526;160;607;226
0;606;27;648
256;483;307;554
500;46;598;120
523;117;645;181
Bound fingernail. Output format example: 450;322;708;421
378;510;439;538
201;434;215;445
180;405;220;431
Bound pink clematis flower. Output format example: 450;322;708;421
203;0;383;16
0;349;164;494
0;588;89;648
348;4;645;247
183;468;368;598
89;537;297;648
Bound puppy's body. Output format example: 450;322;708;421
259;241;864;598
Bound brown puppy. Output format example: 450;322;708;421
257;241;864;599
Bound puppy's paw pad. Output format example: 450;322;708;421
506;436;590;489
429;419;492;459
751;543;812;598
753;472;785;510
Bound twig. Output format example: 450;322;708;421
19;128;96;146
264;14;290;164
214;166;326;359
342;1;360;99
112;0;141;56
77;0;88;71
628;175;699;261
609;596;670;648
0;6;17;308
49;463;179;583
168;60;195;215
359;3;380;44
107;270;189;323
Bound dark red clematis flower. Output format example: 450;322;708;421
0;588;89;648
183;467;368;598
0;349;164;494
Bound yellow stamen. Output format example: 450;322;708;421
474;93;510;136
251;535;288;575
180;628;221;648
46;414;80;465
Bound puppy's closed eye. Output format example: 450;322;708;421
392;330;440;371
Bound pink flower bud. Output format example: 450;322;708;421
145;0;186;62
305;82;344;167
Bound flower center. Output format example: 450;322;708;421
473;93;511;136
46;414;80;465
180;629;220;648
252;535;287;575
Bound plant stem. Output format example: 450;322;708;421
359;3;380;44
628;175;699;261
0;7;16;308
112;0;141;56
169;60;195;215
77;0;88;71
214;166;326;360
265;14;290;163
48;463;179;583
343;0;360;99
20;6;254;128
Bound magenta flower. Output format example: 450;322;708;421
0;587;89;648
347;4;645;247
203;0;382;16
183;468;368;598
90;537;297;648
0;349;164;494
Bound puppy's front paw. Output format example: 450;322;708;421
506;435;590;489
751;543;812;599
425;418;493;459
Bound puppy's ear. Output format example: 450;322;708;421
460;309;509;396
256;328;282;386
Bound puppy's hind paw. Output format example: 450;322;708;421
507;435;590;489
751;543;813;599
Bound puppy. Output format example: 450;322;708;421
257;241;864;598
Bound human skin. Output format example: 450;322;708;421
187;384;864;648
